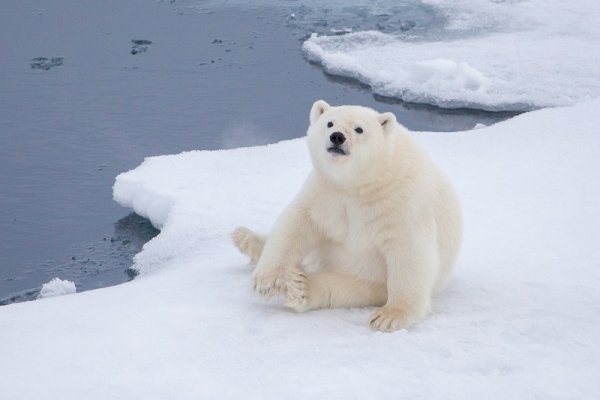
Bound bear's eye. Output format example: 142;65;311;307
355;127;363;134
327;121;334;128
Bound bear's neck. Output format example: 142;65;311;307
322;135;419;200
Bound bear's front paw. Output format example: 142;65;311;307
252;267;284;299
369;306;419;332
283;267;310;312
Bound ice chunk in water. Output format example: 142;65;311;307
30;57;64;70
38;278;76;299
131;39;153;55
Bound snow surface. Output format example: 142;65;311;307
37;278;77;299
1;99;599;399
303;0;600;111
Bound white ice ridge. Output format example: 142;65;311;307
303;0;600;111
38;278;76;299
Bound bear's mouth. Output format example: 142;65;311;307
327;146;347;156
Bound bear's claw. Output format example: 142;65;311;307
283;267;310;312
252;267;285;298
369;306;417;332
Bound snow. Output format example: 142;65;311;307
1;98;599;399
303;0;600;111
37;278;77;299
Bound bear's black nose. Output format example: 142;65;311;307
330;132;346;146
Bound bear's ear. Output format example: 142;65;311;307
310;100;331;124
378;112;396;134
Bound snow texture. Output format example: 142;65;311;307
37;278;76;299
1;99;599;399
303;0;600;111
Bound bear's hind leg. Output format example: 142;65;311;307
231;227;267;264
283;267;386;312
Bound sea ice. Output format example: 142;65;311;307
37;278;76;299
2;98;599;400
30;56;64;70
3;98;597;399
303;0;600;110
131;39;152;55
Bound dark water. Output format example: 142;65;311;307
0;0;516;304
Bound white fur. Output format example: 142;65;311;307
232;100;462;332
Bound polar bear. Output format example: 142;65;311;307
232;100;462;332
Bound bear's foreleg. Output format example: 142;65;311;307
252;205;318;298
369;225;438;332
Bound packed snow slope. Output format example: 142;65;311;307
303;0;600;111
1;99;599;399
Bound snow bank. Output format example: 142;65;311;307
37;278;76;299
3;99;597;399
112;143;311;274
303;0;600;110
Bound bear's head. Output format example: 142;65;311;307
306;100;398;188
